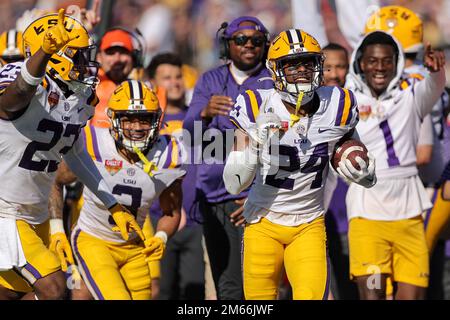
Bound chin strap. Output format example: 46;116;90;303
289;91;304;127
133;146;158;177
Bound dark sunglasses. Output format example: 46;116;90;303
229;35;266;47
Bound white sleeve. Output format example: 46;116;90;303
223;147;258;195
417;115;434;146
229;92;254;134
62;137;117;209
414;69;446;119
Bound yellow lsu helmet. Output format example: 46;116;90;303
266;29;324;103
365;5;423;53
107;80;162;152
22;12;99;89
0;29;24;64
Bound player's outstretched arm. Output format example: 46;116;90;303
0;9;77;118
224;112;283;195
48;161;77;272
142;179;183;262
223;129;257;195
414;44;446;118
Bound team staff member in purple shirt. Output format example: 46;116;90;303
183;16;273;299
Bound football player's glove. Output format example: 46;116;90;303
109;203;145;241
247;112;283;153
41;9;78;55
141;232;167;262
337;152;377;188
49;219;74;272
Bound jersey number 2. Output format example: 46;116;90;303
265;143;329;190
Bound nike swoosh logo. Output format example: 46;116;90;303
318;128;332;133
235;174;242;185
77;107;83;113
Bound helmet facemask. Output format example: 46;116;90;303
66;45;99;86
49;45;99;94
269;52;323;104
110;110;162;153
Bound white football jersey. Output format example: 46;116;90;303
230;86;358;223
403;64;448;185
353;71;445;180
0;62;97;223
76;126;185;243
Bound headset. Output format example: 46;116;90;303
216;21;270;60
217;22;230;60
99;26;146;69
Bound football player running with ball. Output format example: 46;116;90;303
223;29;376;300
0;9;143;300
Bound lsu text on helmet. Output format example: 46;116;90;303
365;5;423;53
266;29;324;104
107;80;162;153
0;29;24;64
22;12;99;91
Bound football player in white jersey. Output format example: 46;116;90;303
345;29;445;299
365;5;450;256
0;10;144;300
223;29;376;300
50;80;184;300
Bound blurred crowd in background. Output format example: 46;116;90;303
2;0;450;82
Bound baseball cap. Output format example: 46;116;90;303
100;29;133;52
224;16;268;38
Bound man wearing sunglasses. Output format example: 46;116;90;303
183;16;273;300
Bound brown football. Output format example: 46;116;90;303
332;139;369;171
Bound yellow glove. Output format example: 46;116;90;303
141;232;167;262
142;214;154;240
49;219;74;272
148;260;161;279
42;9;78;55
142;215;161;278
109;203;145;241
133;146;158;177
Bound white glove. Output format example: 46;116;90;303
336;152;377;188
247;112;282;152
